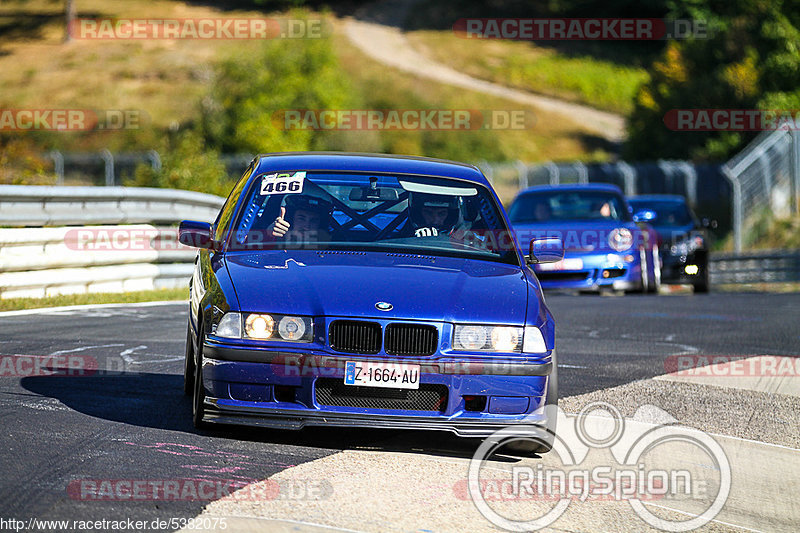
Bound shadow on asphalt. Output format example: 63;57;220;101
21;370;526;462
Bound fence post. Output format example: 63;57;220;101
148;150;162;173
792;129;800;214
477;160;493;184
618;161;636;196
574;161;588;184
676;161;698;207
515;160;528;189
722;166;743;253
101;149;115;186
545;162;559;185
49;150;64;185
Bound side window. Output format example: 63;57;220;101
214;166;253;243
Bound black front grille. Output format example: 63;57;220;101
385;323;438;356
315;378;448;412
329;320;381;354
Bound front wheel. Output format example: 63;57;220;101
183;322;195;396
192;333;208;429
647;246;662;294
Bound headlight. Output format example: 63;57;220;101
215;312;242;338
213;312;312;342
245;314;275;339
671;236;704;256
453;325;522;352
608;228;633;252
522;326;547;353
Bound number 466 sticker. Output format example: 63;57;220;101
260;171;306;195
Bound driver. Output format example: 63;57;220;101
268;195;333;242
408;193;462;237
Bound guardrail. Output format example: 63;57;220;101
0;185;225;226
709;249;800;284
0;186;225;299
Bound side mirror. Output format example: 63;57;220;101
526;238;564;265
179;220;214;249
633;209;656;223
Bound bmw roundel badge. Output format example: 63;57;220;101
375;301;393;311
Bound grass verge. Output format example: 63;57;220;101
0;287;186;312
406;31;647;115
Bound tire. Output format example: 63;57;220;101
693;278;710;293
693;258;710;293
192;331;208;429
183;322;195;396
501;363;558;456
647;246;662;294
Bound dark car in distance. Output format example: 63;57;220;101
628;195;711;292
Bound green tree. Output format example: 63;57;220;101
625;0;800;161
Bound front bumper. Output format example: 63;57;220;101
660;250;707;284
200;343;555;438
534;251;642;291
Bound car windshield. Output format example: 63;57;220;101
228;171;518;264
629;200;694;227
508;190;630;223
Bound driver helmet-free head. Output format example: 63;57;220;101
283;194;334;229
409;192;462;232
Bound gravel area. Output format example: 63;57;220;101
560;378;800;449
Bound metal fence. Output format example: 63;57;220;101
0;186;225;299
39;133;800;253
722;128;800;252
710;249;800;284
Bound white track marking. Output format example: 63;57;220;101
49;344;124;356
0;300;183;318
119;345;148;365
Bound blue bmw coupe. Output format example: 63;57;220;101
179;152;562;451
508;184;661;293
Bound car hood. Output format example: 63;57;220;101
224;250;530;324
513;220;641;252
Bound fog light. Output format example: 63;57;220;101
685;265;699;275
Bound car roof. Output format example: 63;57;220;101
252;152;488;186
516;183;624;196
628;194;688;203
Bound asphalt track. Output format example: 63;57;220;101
0;292;798;531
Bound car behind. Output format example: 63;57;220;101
508;184;660;294
628;195;711;292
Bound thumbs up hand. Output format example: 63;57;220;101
269;206;291;237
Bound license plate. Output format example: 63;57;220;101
538;258;584;271
344;361;420;389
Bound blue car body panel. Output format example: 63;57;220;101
185;153;557;439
